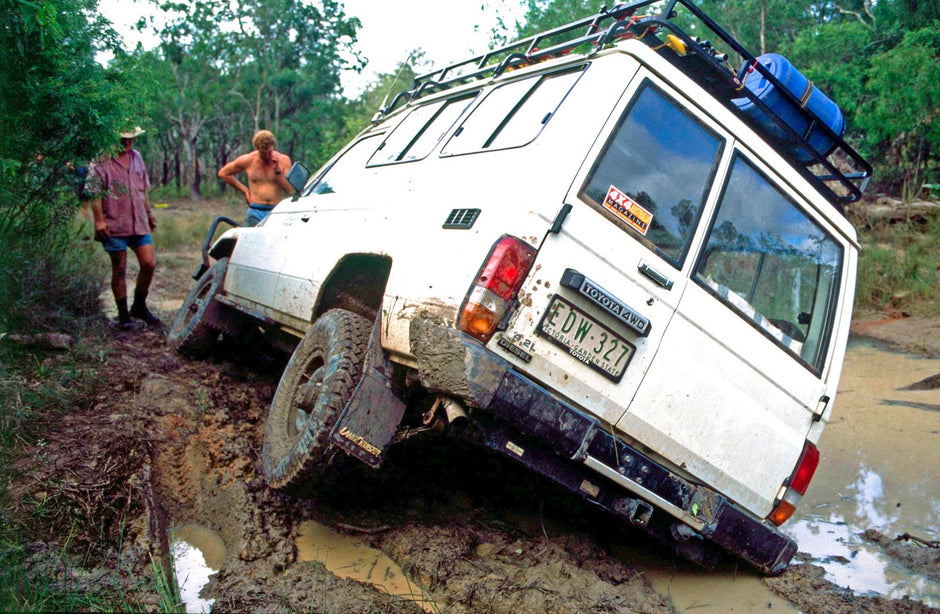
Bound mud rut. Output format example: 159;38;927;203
10;200;939;613
14;327;935;614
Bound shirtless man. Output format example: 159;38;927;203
218;130;293;227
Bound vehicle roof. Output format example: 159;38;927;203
372;0;871;211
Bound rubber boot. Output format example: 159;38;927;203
130;289;163;326
116;297;132;327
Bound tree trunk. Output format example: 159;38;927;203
190;136;202;199
760;1;767;55
174;146;182;191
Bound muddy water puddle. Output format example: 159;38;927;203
781;341;940;606
606;341;940;612
295;520;440;613
170;524;226;614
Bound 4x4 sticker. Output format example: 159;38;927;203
604;185;652;236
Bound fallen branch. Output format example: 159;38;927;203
895;533;940;548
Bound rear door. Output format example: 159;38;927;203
620;147;853;516
499;70;730;426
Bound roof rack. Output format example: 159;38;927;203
377;0;872;210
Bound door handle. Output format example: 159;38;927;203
638;261;673;290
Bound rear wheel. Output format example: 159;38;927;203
262;308;371;490
168;258;229;357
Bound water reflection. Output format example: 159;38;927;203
787;509;938;605
849;466;898;529
295;520;440;613
171;524;225;614
782;343;940;607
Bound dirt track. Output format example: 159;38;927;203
9;200;940;613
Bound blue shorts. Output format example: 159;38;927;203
102;234;153;252
245;203;275;227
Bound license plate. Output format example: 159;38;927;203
537;295;634;382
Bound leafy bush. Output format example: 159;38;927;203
0;217;106;332
854;211;940;315
0;0;144;334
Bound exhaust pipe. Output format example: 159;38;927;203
423;397;469;431
441;397;468;428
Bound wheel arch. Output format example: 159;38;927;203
209;236;237;260
312;253;392;324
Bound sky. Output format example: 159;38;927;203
97;0;527;98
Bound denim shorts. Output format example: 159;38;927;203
245;203;275;227
102;234;153;252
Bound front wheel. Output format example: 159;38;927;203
168;258;229;357
262;308;371;490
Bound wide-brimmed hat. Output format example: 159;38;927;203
119;127;145;139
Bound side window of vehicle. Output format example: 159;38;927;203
580;82;724;268
441;66;584;156
694;154;843;372
368;94;478;166
303;134;384;196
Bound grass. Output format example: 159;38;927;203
0;195;217;612
0;341;184;612
153;198;245;251
151;552;184;613
853;208;940;315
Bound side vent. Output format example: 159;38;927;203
443;208;481;229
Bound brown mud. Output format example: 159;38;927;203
6;200;940;613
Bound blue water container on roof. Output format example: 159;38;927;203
732;53;844;163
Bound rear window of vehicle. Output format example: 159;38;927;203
579;81;724;268
368;94;478;166
441;66;585;156
694;154;844;372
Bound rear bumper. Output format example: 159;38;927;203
410;320;797;574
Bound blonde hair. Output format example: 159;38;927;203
252;130;275;150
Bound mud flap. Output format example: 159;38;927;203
330;316;405;468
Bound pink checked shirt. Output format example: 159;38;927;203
90;149;151;237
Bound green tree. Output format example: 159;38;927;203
857;25;940;199
143;1;232;198
136;0;362;196
221;0;362;167
784;21;876;127
0;0;143;330
698;0;810;54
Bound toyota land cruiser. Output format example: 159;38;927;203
170;0;871;574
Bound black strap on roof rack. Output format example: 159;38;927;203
378;0;872;210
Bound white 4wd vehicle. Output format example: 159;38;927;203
171;0;871;574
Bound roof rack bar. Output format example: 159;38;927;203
381;0;664;114
375;0;871;209
631;13;870;205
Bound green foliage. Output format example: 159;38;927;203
0;0;146;333
855;212;940;314
344;59;421;137
857;25;940;198
150;553;183;612
784;21;876;127
516;0;605;37
0;221;106;332
116;0;364;198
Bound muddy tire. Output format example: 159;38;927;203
262;308;371;490
169;257;228;357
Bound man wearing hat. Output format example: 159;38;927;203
88;127;162;328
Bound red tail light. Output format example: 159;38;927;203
769;441;820;526
458;235;535;342
790;442;820;495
